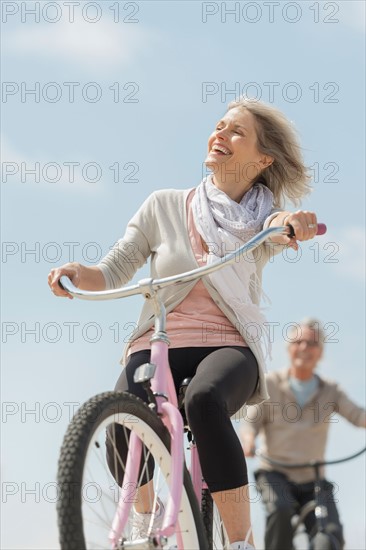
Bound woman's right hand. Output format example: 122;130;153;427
48;262;81;299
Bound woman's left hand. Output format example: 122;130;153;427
269;210;318;250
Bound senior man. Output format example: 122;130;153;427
241;318;366;550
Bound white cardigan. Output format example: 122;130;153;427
98;188;283;406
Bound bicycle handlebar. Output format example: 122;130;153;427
256;446;366;470
59;223;327;301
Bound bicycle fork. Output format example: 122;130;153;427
108;352;186;547
313;463;330;533
108;400;185;549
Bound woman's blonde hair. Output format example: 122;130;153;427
227;98;312;208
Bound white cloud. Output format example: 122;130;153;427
1;135;102;194
1;135;25;165
341;2;366;33
332;226;365;283
3;18;155;72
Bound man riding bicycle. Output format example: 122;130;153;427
241;318;366;550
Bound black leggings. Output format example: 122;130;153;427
106;346;258;493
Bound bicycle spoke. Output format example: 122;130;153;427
108;424;127;474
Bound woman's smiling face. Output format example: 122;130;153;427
205;107;270;188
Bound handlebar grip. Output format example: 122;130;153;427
316;223;327;235
287;222;327;238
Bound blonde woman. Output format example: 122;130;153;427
49;99;319;549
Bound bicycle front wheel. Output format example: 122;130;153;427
57;391;207;549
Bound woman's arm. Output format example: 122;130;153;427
48;263;106;299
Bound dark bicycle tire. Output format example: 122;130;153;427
57;391;208;549
201;487;230;549
201;488;214;547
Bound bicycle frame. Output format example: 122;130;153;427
58;225;304;548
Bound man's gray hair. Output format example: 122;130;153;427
287;318;325;347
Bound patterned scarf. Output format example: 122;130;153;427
191;175;274;363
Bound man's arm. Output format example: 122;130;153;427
335;385;366;428
240;403;266;457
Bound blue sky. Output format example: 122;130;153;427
1;1;365;548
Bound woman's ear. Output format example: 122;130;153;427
259;155;274;169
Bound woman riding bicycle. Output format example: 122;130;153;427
48;98;319;550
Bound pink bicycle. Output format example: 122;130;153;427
56;223;326;550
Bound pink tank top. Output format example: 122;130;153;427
129;190;247;353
